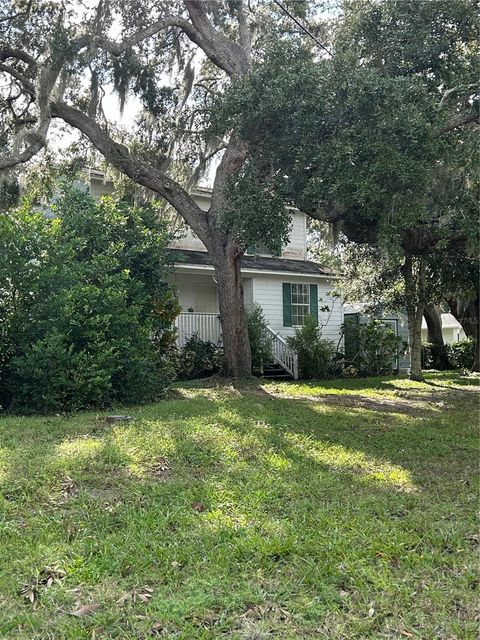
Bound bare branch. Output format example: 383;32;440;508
95;15;195;56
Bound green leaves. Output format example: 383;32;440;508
0;186;178;412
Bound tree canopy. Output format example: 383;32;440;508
212;0;479;376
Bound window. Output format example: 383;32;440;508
283;283;318;327
291;283;310;326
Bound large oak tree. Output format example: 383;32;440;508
0;0;319;376
212;0;479;379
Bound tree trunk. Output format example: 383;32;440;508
213;241;251;377
407;303;424;381
424;304;443;345
423;304;450;370
402;253;425;382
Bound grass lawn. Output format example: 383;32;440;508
0;371;478;639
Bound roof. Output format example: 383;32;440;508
169;249;337;277
343;303;368;314
421;313;462;330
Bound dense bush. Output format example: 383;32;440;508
343;320;403;376
247;304;273;372
422;338;474;370
449;338;475;370
287;316;339;379
0;188;179;412
421;343;452;370
175;334;223;380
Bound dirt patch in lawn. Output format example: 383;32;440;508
277;393;424;415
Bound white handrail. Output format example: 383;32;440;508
265;325;299;380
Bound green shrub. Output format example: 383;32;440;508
247;304;273;372
421;343;452;370
0;187;178;412
343;320;403;376
176;334;223;380
287;315;338;379
449;338;475;370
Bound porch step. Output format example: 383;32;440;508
262;363;294;380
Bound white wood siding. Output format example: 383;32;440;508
243;278;254;309
90;179;114;199
170;207;307;259
88;176;308;261
282;210;306;259
252;274;343;345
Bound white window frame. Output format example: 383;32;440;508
291;283;310;326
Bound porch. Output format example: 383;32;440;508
175;312;222;347
174;311;298;379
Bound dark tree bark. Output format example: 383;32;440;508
213;240;252;377
423;304;450;370
424;305;443;345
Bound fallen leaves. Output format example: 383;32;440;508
61;476;78;497
70;603;100;617
20;565;66;605
20;584;38;605
38;566;66;588
150;621;169;636
117;586;154;606
151;457;171;481
191;501;205;512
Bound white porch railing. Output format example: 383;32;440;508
265;325;299;380
175;312;222;347
175;313;298;380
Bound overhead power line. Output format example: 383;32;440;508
272;0;333;57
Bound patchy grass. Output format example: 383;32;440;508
0;371;478;639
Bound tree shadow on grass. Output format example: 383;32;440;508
0;383;478;639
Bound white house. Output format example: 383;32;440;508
421;313;466;344
89;170;343;377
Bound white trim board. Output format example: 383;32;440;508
174;263;335;279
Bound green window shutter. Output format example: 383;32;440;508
282;283;292;327
310;284;318;324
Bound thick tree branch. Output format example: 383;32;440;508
0;47;37;67
210;136;248;221
94;15;196;56
0;129;47;170
0;62;35;94
51;101;211;244
439;109;479;135
184;0;249;78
